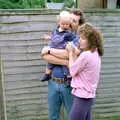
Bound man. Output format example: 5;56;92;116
41;8;85;120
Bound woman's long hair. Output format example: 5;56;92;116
77;23;104;56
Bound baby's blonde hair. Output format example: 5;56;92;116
57;10;71;22
59;10;70;18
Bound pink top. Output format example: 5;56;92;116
69;50;101;98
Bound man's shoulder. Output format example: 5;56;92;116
65;30;75;36
64;30;75;37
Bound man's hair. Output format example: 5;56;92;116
67;8;85;25
77;23;104;56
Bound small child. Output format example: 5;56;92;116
41;10;79;81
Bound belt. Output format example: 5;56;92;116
52;77;65;83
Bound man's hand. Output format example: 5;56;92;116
41;46;50;56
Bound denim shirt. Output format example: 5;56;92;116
49;28;80;78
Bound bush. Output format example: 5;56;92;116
0;0;23;9
0;0;45;9
50;0;64;3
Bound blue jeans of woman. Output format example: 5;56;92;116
48;80;73;120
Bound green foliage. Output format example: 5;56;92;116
0;0;45;9
10;0;20;3
50;0;64;3
0;0;74;9
64;0;75;8
0;0;24;9
47;0;75;8
20;0;45;8
110;116;120;120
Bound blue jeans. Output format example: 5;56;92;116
48;80;73;120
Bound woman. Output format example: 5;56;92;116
66;23;104;120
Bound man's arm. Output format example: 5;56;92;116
50;48;69;59
41;47;69;59
41;46;80;59
43;54;68;66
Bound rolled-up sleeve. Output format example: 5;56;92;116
69;52;88;77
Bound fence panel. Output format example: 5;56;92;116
0;9;120;120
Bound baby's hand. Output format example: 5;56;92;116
43;34;51;40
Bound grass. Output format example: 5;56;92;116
26;116;120;120
94;116;120;120
37;116;120;120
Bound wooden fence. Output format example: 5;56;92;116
0;9;120;120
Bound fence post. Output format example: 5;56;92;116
0;56;7;120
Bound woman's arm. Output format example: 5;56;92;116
66;43;87;77
68;51;77;67
69;51;88;77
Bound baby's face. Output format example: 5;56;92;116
59;18;71;30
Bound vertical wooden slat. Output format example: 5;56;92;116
0;55;7;120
